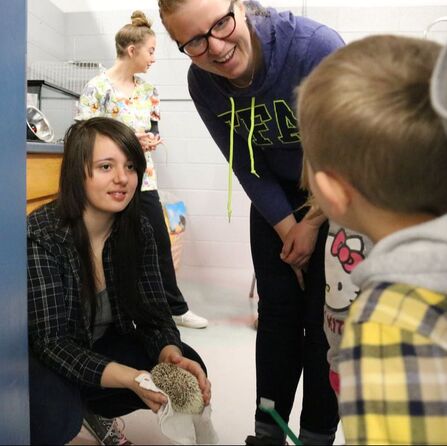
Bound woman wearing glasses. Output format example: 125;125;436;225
158;1;344;444
77;11;208;332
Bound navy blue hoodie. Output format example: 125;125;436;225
188;2;344;225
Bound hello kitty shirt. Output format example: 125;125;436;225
323;222;373;375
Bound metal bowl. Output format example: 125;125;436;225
26;105;54;143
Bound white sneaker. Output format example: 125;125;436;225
172;310;208;329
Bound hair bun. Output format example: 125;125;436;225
131;10;152;28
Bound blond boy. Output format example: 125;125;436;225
297;35;447;444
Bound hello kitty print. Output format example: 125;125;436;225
323;223;373;374
325;226;371;312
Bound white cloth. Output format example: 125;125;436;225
135;373;219;445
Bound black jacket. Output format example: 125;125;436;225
27;202;181;387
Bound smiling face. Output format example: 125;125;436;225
163;0;254;83
84;133;138;221
131;34;156;73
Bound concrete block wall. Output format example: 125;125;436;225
28;2;447;269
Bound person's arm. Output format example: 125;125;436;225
135;131;162;152
279;206;327;267
159;345;211;406
272;208;325;289
136;86;163;151
27;236;110;387
133;220;211;405
99;344;211;412
100;361;168;412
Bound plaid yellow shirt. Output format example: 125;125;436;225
339;282;447;444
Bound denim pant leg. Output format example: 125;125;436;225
29;353;83;445
140;190;188;316
251;201;338;436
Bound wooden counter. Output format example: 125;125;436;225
26;152;62;214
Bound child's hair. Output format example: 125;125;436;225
115;10;154;58
297;35;447;216
57;117;174;328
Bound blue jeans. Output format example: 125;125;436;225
29;330;206;445
250;184;339;437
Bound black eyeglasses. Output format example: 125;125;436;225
177;2;236;57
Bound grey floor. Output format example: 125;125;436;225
73;266;345;445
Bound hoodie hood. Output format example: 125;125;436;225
352;214;447;294
248;2;296;93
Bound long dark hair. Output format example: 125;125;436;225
57;117;163;326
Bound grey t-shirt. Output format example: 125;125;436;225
92;288;113;342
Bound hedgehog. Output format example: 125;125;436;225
151;363;204;415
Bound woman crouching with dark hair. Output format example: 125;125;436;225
27;117;211;445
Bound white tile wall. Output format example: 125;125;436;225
28;2;447;268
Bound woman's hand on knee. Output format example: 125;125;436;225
280;219;319;267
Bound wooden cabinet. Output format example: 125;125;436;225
26;153;62;214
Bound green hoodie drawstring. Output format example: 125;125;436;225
247;97;260;178
228;97;236;222
227;96;259;222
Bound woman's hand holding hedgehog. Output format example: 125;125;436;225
151;363;205;414
131;345;211;414
129;368;168;413
158;345;211;409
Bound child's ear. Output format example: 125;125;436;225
314;171;352;218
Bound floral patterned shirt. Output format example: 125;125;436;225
76;72;160;191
